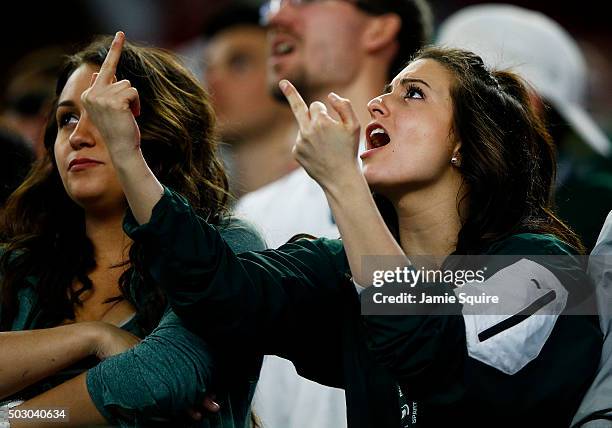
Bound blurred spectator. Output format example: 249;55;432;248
0;127;35;208
235;1;432;427
238;0;432;245
202;3;297;198
437;3;612;251
0;46;66;157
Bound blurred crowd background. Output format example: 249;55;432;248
1;0;610;238
1;0;610;150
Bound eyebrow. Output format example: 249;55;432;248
384;78;432;94
57;100;76;108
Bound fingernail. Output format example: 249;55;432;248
329;92;339;99
279;80;288;91
211;401;220;410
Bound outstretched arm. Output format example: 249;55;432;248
123;188;349;387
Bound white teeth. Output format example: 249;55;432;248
276;42;293;55
370;127;387;137
368;126;390;148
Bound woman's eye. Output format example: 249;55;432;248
58;113;79;128
404;85;424;100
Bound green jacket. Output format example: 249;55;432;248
1;214;266;427
127;188;602;427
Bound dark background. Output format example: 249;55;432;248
1;0;610;132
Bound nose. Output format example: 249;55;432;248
68;114;96;150
367;95;389;118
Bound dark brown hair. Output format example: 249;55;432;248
376;46;584;254
357;0;433;80
1;36;230;331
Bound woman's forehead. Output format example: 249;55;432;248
388;59;454;98
58;63;100;102
393;59;444;84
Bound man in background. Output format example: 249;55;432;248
202;3;297;199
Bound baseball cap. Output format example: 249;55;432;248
437;3;610;157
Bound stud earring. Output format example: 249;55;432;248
451;155;461;167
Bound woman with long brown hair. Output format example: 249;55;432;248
109;44;601;427
1;33;264;427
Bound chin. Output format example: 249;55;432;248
68;190;106;207
363;167;388;189
363;172;416;200
66;180;113;203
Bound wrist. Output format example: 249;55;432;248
323;163;367;200
108;143;143;168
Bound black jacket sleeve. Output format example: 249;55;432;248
123;188;351;387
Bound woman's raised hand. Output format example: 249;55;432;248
279;79;361;192
81;31;141;158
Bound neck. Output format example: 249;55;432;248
84;208;131;269
390;179;464;259
229;116;299;197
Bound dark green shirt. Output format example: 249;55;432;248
126;188;602;427
2;213;266;427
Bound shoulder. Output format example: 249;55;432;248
485;233;577;256
482;233;585;282
217;216;268;253
229;233;349;281
309;237;346;258
276;236;348;274
0;245;38;289
278;235;344;255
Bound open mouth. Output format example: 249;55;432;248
273;41;295;56
365;123;390;150
270;33;297;57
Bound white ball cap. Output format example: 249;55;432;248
437;3;610;156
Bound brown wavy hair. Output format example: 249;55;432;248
375;46;584;254
1;36;230;331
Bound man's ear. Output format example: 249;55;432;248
362;14;402;53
